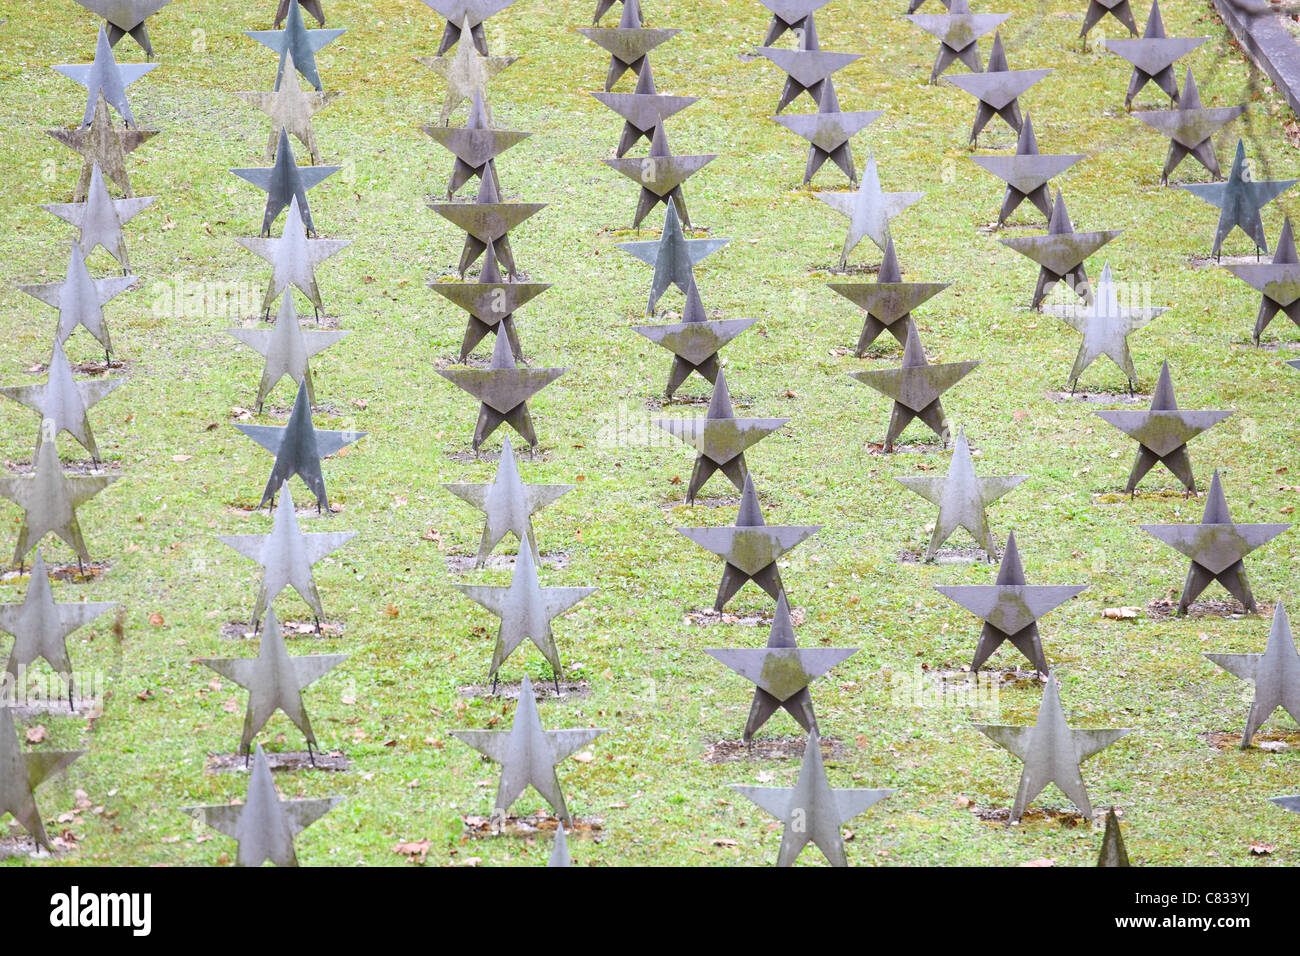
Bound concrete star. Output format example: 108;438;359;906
1207;602;1300;749
970;114;1085;226
1097;806;1131;865
590;62;699;157
73;1;173;58
617;198;729;313
946;32;1051;144
456;545;595;681
936;530;1086;673
221;488;355;630
451;674;604;824
1044;261;1165;391
420;0;519;55
20;243;138;359
1000;190;1121;311
232;127;340;236
1102;0;1206;107
0;551;115;705
237;196;350;318
47;92;157;201
756;0;830;46
246;0;345;92
772;80;881;186
234;378;365;511
186;744;340;866
848;323;978;450
732;731;892;866
897;426;1025;561
1095;359;1232;494
0;439;118;570
1135;69;1245;183
438;329;566;450
428;170;546;278
705;592;855;742
678;474;820;611
41;163;155;274
54;26;157;128
578;0;679;90
631;274;756;398
220;489;354;630
236;50;341;165
0;706;82;851
1142;470;1289;614
0;339;124;462
443;436;572;568
817;150;924;268
1180;139;1297;258
1226;216;1300;343
905;0;1010;83
421;91;531;197
228;293;348;411
827;235;950;355
428;238;548;361
652;369;787;502
758;18;861;112
601;124;717;229
198;609;346;756
976;677;1133;820
1082;0;1137;39
419;18;517;126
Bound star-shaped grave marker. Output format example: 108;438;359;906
971;113;1084;226
1207;602;1300;749
617;197;729;313
999;189;1120;311
827;235;950;355
632;275;756;398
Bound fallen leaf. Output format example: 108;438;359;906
25;725;47;743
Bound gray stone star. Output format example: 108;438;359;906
976;677;1133;820
20;242;138;360
590;62;699;157
0;437;118;570
246;0;345;92
999;189;1121;311
421;91;531;197
678;474;820;611
232;127;340;237
234;378;364;511
186;743;340;866
237;196;350;319
772;80;882;185
198;608;346;757
1226;216;1300;343
577;0;678;90
418;18;517;126
827;235;950;355
228;293;348;412
1043;261;1165;391
54;26;157;128
946;32;1051;144
732;731;893;866
41;162;155;274
601;123;717;229
896;426;1024;561
1142;470;1289;615
0;551;116;707
236;50;341;166
1102;0;1206;107
617;198;729;313
1134;69;1245;184
758;18;861;112
1095;359;1232;494
631;274;756;397
848;323;978;450
0;339;124;462
970;114;1085;226
47;92;157;201
428;238;548;362
427;168;546;278
1207;602;1300;749
219;487;356;630
816;151;924;268
0;706;81;852
936;530;1086;673
456;544;595;682
420;0;519;55
437;329;566;450
1179;139;1297;258
451;674;604;825
442;436;573;568
72;1;173;58
905;0;1010;83
652;369;787;502
705;592;855;742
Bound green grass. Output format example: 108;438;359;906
0;0;1297;866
